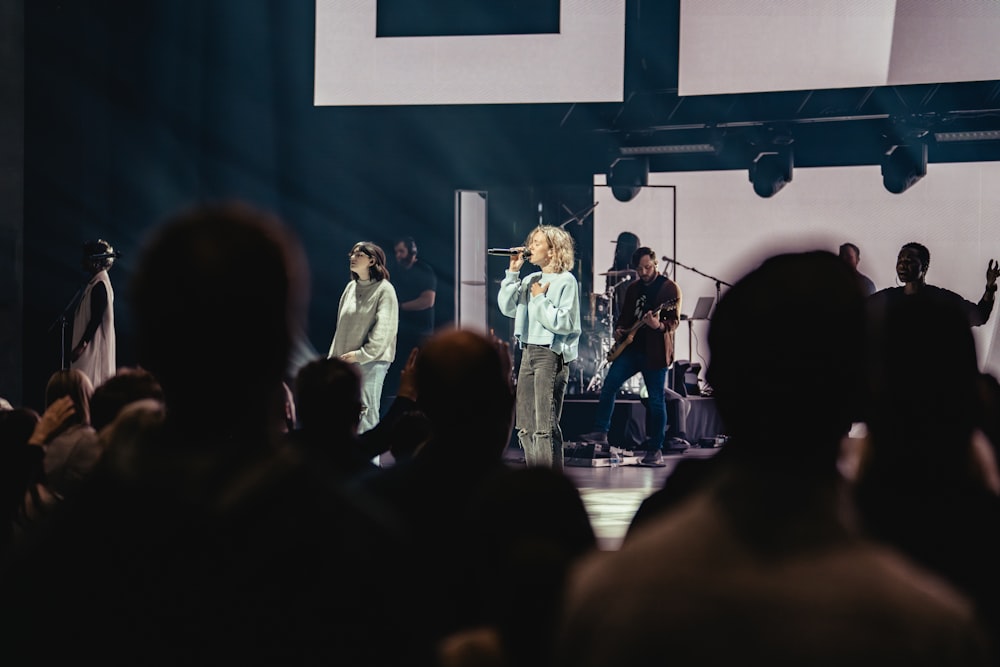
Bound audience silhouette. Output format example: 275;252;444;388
356;346;433;463
288;355;380;481
88;365;164;433
37;369;101;499
976;372;1000;482
555;251;993;666
441;466;596;667
1;202;428;666
357;329;519;640
0;407;44;551
624;453;724;540
12;212;1000;667
857;293;1000;657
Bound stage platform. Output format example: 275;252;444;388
562;439;724;467
560;394;726;449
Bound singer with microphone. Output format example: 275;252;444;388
498;226;582;470
70;239;118;388
488;247;531;258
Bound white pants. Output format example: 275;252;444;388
358;360;390;466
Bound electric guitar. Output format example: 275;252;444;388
606;298;680;362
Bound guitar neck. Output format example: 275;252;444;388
606;298;679;362
623;319;646;335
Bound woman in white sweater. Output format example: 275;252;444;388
328;242;399;434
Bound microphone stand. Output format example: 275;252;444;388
662;256;732;306
558;202;598;229
663;257;733;392
584;273;634;394
47;281;88;370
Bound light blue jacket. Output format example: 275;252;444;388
498;269;581;362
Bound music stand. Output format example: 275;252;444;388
690;295;714;320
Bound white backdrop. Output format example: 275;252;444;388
315;0;625;105
597;162;1000;376
591;183;675;295
679;0;1000;96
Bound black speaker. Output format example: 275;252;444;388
670;361;688;397
671;360;702;397
684;363;702;396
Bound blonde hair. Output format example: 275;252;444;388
524;225;575;274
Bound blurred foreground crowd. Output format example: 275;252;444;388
4;201;1000;667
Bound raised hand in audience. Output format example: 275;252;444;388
26;395;75;446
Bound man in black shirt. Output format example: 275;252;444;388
385;237;437;400
869;241;998;327
839;242;876;296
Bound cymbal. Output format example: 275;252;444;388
598;269;636;277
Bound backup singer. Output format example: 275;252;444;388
870;241;999;327
328;241;399;435
498;225;582;470
580;247;682;466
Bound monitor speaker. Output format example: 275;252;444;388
671;360;702;397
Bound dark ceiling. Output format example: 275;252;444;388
369;0;1000;185
579;79;1000;173
549;0;1000;176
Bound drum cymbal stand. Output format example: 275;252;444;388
585;357;609;393
585;275;629;393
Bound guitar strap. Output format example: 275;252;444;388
631;275;667;323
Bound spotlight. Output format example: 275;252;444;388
620;143;717;155
608;157;648;203
934;130;1000;143
749;150;792;198
881;143;927;194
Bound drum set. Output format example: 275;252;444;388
572;269;643;396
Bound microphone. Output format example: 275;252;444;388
488;247;531;259
661;255;674;263
89;251;122;260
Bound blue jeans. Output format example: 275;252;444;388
358;360;390;435
516;345;570;470
592;347;668;450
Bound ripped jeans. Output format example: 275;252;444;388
515;344;570;470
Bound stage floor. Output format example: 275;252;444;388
501;443;721;550
500;431;867;551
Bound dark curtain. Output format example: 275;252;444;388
21;0;602;408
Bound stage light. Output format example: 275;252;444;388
934;130;1000;143
881;143;927;194
620;143;717;155
749;149;793;198
608;157;649;202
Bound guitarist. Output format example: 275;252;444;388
580;247;682;466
